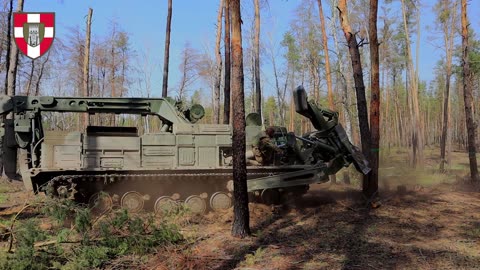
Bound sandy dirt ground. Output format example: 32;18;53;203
145;182;480;270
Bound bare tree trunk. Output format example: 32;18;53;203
250;38;255;114
230;0;250;238
383;65;389;148
289;95;295;132
271;46;287;126
317;0;334;110
317;0;336;183
367;0;380;198
0;0;10;175
223;0;231;124
331;0;354;185
338;0;372;195
82;8;93;129
110;25;117;126
414;5;424;162
178;48;188;99
440;71;452;171
26;59;35;95
0;2;7;74
6;0;25;96
461;0;479;183
400;0;424;167
213;0;224;124
253;0;262;118
439;0;457;172
162;0;172;98
34;50;50;96
2;0;22;179
3;0;13;94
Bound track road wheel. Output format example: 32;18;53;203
185;195;207;215
121;191;144;213
154;196;178;216
260;189;281;205
89;192;113;215
209;192;232;211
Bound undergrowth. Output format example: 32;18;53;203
241;247;267;267
0;194;6;204
0;197;183;269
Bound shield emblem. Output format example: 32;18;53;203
13;12;55;59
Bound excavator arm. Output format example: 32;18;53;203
293;86;371;175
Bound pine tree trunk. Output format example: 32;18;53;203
331;0;354;160
367;0;380;198
26;59;35;96
213;0;224;124
162;0;172;98
317;0;336;184
461;0;479;182
223;0;231;124
384;66;390;149
317;0;334;110
338;0;372;196
3;0;13;94
439;0;457;172
34;50;50;96
440;73;451;172
253;0;261;118
230;0;250;238
289;96;295;132
400;0;424;167
110;28;116;126
6;0;24;97
2;0;23;179
82;8;93;129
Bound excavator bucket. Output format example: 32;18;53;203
293;86;370;175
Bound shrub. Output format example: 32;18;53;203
1;197;183;269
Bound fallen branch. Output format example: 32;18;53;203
33;231;173;249
189;255;234;261
34;239;81;248
337;201;361;212
7;201;31;253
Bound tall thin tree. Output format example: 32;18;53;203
25;59;35;95
461;0;479;182
109;23;117;126
34;50;51;96
338;0;374;198
253;0;261;117
368;0;380;198
223;0;231;124
317;0;336;184
3;0;13;94
82;8;93;129
436;0;457;172
230;0;250;238
6;0;24;96
317;0;334;110
400;0;424;167
213;0;224;124
162;0;172;97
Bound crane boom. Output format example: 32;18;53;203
0;95;191;124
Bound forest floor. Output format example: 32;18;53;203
1;147;480;269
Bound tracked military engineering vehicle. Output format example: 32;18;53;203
0;87;369;214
